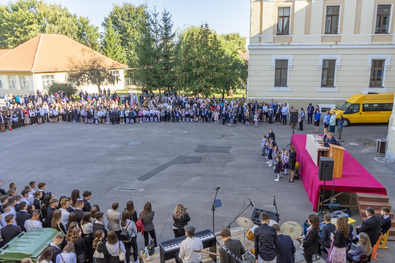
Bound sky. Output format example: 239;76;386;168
1;0;250;45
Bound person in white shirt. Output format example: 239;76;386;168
106;203;121;234
59;198;71;229
24;209;43;232
21;189;32;205
29;182;37;194
56;242;77;263
1;203;17;227
176;225;203;263
120;210;138;263
281;103;289;125
25;186;35;205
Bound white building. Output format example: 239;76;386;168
248;0;395;108
0;34;128;96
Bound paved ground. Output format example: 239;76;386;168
0;120;394;262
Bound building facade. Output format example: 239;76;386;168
0;34;128;97
248;0;395;109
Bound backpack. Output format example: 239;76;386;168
136;212;145;234
120;221;131;242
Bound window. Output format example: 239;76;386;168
382;103;393;111
363;103;393;112
325;6;340;34
42;75;54;90
347;104;360;114
20;76;29;90
0;79;2;89
8;76;16;89
363;103;381;112
370;60;385;87
321;60;336;87
111;70;120;82
275;60;288;87
375;5;391;34
277;7;290;35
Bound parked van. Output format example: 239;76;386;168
331;92;394;126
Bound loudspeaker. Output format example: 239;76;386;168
290;111;298;124
318;157;334;181
250;208;279;225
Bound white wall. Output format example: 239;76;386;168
35;69;126;94
0;74;35;97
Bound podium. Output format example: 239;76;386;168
329;144;345;178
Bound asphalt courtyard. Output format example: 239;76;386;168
0;120;394;262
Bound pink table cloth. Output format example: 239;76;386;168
291;134;387;211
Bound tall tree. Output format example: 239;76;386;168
220;33;247;51
176;24;226;97
218;34;248;96
102;17;126;63
0;0;99;49
67;49;119;93
75;16;100;50
104;3;149;68
135;9;160;92
158;9;176;94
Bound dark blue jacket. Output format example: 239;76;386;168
277;234;295;263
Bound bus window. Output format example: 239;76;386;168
382;103;393;111
346;104;360;114
363;104;381;112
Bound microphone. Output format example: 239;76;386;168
215;187;220;190
248;198;254;207
273;196;276;206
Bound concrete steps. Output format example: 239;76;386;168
356;193;395;241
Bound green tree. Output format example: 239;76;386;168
136;8;176;95
0;0;40;48
158;9;176;94
0;0;99;49
75;16;100;50
136;9;160;93
218;34;248;96
48;82;77;97
176;24;227;97
67;49;119;93
102;17;126;63
220;33;247;51
105;3;149;68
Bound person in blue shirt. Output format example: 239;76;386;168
324;132;339;147
323;111;331;128
314;109;321;133
337;116;344;140
307;103;314;124
298;108;305;131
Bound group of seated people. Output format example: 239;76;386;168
318;207;391;262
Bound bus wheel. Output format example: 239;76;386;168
343;118;350;127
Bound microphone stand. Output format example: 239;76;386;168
211;187;220;233
273;196;280;222
226;200;253;229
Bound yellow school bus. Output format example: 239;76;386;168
331;92;394;126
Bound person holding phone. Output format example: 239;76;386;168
173;204;190;238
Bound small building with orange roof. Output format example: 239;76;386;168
0;34;128;96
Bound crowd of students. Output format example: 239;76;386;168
0;91;324;133
0;180;159;263
261;129;298;183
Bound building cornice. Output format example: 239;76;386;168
248;44;395;50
